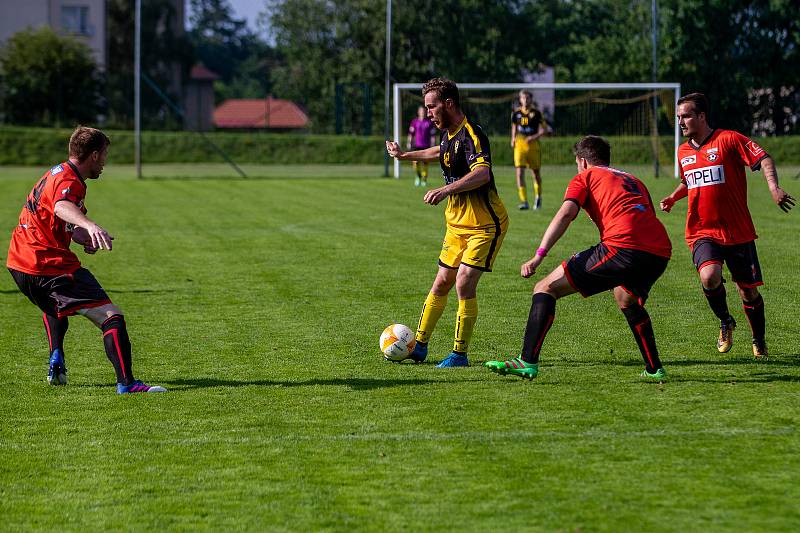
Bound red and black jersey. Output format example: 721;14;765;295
7;161;87;276
677;129;768;247
564;166;672;258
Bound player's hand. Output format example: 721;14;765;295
423;187;449;206
659;196;675;212
525;135;536;143
386;141;404;159
86;223;114;251
83;244;98;254
521;256;543;278
510;139;515;148
771;187;795;213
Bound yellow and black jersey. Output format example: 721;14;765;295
511;107;545;137
439;117;508;230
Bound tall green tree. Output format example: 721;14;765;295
267;0;539;133
0;27;101;126
105;0;193;128
188;0;276;102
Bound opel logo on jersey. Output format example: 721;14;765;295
443;152;451;167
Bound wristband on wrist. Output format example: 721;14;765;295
536;247;548;258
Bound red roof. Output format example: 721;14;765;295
213;98;309;129
190;64;219;81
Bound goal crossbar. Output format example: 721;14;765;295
392;82;682;178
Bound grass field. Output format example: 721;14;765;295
1;163;799;531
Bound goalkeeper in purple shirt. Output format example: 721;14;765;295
407;106;438;186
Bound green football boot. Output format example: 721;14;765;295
484;356;539;380
640;367;666;381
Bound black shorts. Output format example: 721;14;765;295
564;243;669;304
691;238;763;288
8;267;112;318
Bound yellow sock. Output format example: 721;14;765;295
421;162;428;179
416;292;448;343
533;181;541;198
517;186;528;202
453;298;478;353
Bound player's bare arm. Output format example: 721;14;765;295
521;200;579;278
760;157;795;213
659;182;689;212
54;201;114;250
526;124;547;144
510;124;516;148
386;141;439;162
423;165;490;206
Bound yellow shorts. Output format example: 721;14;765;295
513;139;541;169
438;221;508;272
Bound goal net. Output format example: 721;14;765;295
392;82;681;179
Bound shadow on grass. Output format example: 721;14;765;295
161;376;482;390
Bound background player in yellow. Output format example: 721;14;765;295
511;90;547;210
386;78;509;367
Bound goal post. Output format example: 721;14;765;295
392;82;681;179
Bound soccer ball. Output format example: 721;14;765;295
380;324;417;361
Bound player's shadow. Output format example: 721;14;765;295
164;377;470;391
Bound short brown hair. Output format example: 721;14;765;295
422;78;460;107
573;135;611;166
677;92;709;118
69;126;110;162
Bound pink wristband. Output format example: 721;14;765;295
536;247;548;257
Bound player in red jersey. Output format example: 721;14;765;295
6;126;166;394
485;136;672;380
660;93;794;358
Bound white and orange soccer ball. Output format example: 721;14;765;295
380;324;417;361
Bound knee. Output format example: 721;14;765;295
739;286;760;302
699;269;722;289
533;279;554;295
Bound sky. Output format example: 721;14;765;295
226;0;265;32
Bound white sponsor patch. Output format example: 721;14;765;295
746;140;764;157
50;164;64;175
707;147;718;153
680;155;697;166
684;164;725;189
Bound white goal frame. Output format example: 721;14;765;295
392;82;682;179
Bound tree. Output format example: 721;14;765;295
105;0;194;129
188;0;276;102
0;27;101;126
266;0;538;133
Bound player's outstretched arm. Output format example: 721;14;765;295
760;157;795;213
521;201;579;278
659;182;688;213
386;141;439;162
54;201;114;251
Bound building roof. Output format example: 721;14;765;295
213;98;309;129
190;64;219;81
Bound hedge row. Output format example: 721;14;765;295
1;126;798;166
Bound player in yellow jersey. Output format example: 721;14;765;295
386;78;509;367
511;90;547;210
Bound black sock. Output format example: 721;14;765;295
520;293;556;364
42;312;68;354
742;295;765;341
702;283;732;322
621;304;662;374
102;315;134;385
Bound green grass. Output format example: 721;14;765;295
1;163;799;531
